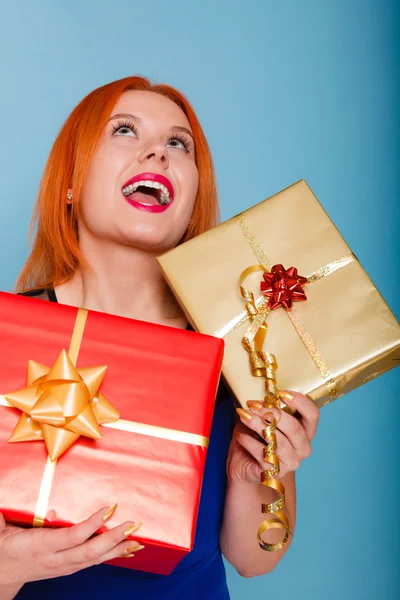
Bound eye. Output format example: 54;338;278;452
166;134;192;154
112;120;139;138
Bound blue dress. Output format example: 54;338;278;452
15;289;235;600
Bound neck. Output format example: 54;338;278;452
55;239;186;329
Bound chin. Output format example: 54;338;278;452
122;229;185;254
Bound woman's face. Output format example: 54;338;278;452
78;90;199;253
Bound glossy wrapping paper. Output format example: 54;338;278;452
157;180;400;410
0;292;224;575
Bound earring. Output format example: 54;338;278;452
67;191;73;202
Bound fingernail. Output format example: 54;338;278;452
103;503;118;522
126;543;145;553
278;391;294;402
121;552;134;558
247;401;263;411
124;522;142;537
236;408;253;422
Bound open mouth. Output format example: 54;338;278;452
121;173;174;208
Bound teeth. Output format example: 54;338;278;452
122;179;172;205
159;193;170;206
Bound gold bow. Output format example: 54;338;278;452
6;349;120;460
1;306;210;527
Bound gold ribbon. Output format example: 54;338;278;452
236;214;355;397
234;214;355;552
214;255;355;339
5;309;120;461
239;268;290;551
258;416;291;551
0;308;208;526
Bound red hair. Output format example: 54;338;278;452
16;76;219;292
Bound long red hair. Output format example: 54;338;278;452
16;76;219;292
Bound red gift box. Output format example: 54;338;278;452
0;292;224;575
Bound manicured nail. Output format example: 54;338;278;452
247;401;263;411
278;391;294;402
124;522;142;537
103;503;118;522
121;552;134;558
236;408;253;422
126;543;145;554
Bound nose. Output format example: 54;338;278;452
137;139;169;169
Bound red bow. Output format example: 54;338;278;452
260;265;308;310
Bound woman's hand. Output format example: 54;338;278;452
0;505;143;595
227;390;320;482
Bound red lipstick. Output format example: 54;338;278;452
121;172;175;214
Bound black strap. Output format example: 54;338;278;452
18;288;58;303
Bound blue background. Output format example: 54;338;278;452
0;1;399;598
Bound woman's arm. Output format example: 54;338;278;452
220;471;296;577
220;391;319;577
0;507;143;593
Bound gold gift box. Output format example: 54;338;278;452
157;180;400;409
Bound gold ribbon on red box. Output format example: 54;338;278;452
5;308;119;461
0;308;209;527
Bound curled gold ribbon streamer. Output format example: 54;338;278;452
240;269;290;551
258;416;291;551
235;216;355;551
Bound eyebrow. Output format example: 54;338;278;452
108;113;194;140
171;125;194;141
108;113;142;123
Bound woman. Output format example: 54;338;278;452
0;76;320;599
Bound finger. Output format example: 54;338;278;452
246;403;312;460
47;504;119;552
237;407;291;448
97;539;145;564
237;407;290;445
236;426;299;475
51;540;145;578
277;391;320;440
59;520;142;567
